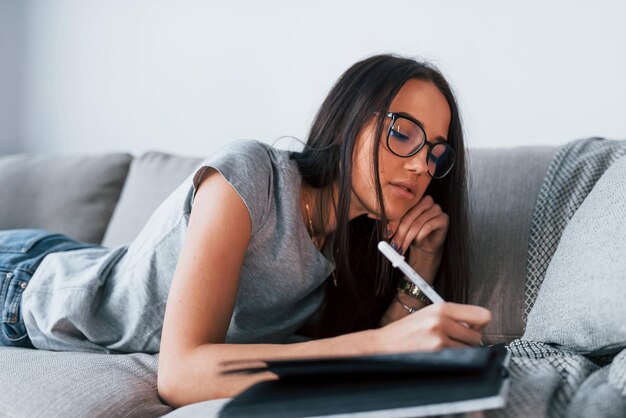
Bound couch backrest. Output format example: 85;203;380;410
101;151;203;247
467;146;557;343
103;146;559;344
0;147;560;344
0;152;132;244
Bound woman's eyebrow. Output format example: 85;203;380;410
396;111;448;142
396;111;424;127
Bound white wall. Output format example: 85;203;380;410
6;0;626;156
0;1;21;155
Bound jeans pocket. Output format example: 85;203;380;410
1;271;29;341
0;229;60;254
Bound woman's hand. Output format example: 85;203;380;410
386;194;449;281
373;302;492;351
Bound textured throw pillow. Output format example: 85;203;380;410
523;155;626;353
0;153;132;244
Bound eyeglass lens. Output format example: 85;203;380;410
388;117;455;179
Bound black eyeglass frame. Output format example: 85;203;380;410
383;111;456;179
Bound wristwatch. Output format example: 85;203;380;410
397;277;432;305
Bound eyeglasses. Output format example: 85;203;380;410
383;112;455;179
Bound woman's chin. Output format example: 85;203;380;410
381;209;405;222
363;205;407;222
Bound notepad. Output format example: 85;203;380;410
218;344;510;418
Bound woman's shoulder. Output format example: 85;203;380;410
191;140;290;236
194;140;287;188
196;139;295;189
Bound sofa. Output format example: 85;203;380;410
0;142;603;417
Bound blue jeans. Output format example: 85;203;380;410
0;229;100;348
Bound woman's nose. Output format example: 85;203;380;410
403;146;429;175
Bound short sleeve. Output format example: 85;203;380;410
191;140;274;236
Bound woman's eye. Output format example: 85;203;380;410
390;129;410;142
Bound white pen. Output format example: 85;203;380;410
378;241;444;304
378;241;479;340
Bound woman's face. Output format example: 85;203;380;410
351;78;452;221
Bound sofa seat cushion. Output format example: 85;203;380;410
102;151;204;248
0;347;172;417
0;153;132;244
163;399;231;417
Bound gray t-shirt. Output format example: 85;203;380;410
22;140;335;353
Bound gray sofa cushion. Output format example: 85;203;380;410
0;347;172;417
466;146;558;344
101;151;204;248
523;155;626;352
0;153;132;244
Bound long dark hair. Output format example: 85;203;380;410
290;54;470;338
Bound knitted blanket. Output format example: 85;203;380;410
489;138;626;418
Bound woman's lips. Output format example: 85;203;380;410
390;183;415;200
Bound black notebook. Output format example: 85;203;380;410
218;344;510;418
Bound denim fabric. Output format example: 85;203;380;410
0;229;99;348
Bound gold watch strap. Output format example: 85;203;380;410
397;277;432;305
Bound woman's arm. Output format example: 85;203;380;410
157;169;490;408
378;255;439;327
378;292;428;327
157;169;381;407
162;328;381;406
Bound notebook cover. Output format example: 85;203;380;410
218;344;510;418
221;344;495;378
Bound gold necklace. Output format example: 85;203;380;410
304;198;337;287
304;202;315;242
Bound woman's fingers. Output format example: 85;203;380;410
388;195;443;252
443;317;483;346
425;304;489;347
394;205;436;249
434;302;493;328
444;337;473;348
398;206;444;253
399;195;434;226
380;302;492;352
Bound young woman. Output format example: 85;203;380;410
0;54;491;406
